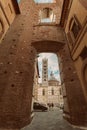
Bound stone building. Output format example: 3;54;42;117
48;72;63;107
0;0;87;129
33;58;39;101
37;58;63;107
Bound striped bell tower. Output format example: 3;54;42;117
42;58;48;86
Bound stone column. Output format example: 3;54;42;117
0;39;36;128
0;40;36;129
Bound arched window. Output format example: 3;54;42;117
42;89;45;96
39;8;56;23
52;88;54;95
60;88;62;95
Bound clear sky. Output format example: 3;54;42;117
38;53;61;83
17;0;20;3
34;0;54;3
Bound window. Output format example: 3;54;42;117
39;8;56;23
42;89;45;96
69;16;81;40
60;88;62;95
80;47;87;60
71;22;80;39
68;16;81;48
52;88;54;95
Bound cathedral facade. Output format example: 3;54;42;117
37;58;63;107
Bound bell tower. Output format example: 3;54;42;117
42;58;48;86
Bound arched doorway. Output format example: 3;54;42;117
31;40;87;127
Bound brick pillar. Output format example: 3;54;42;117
58;44;87;126
0;42;36;129
0;0;36;127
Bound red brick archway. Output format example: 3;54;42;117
32;40;87;127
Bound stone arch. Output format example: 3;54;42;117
31;40;87;127
32;40;65;52
0;38;87;129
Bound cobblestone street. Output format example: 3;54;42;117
21;108;81;130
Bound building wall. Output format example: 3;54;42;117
33;58;39;101
65;0;87;101
0;0;87;129
0;0;36;128
33;2;63;25
0;0;17;42
37;84;63;107
38;86;48;104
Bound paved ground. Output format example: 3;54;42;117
21;108;81;130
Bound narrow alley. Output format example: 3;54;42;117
0;0;87;130
21;108;80;130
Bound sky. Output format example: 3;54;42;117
17;0;55;4
34;0;54;3
17;0;20;3
38;53;61;83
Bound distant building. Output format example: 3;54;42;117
37;58;63;107
33;58;40;101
